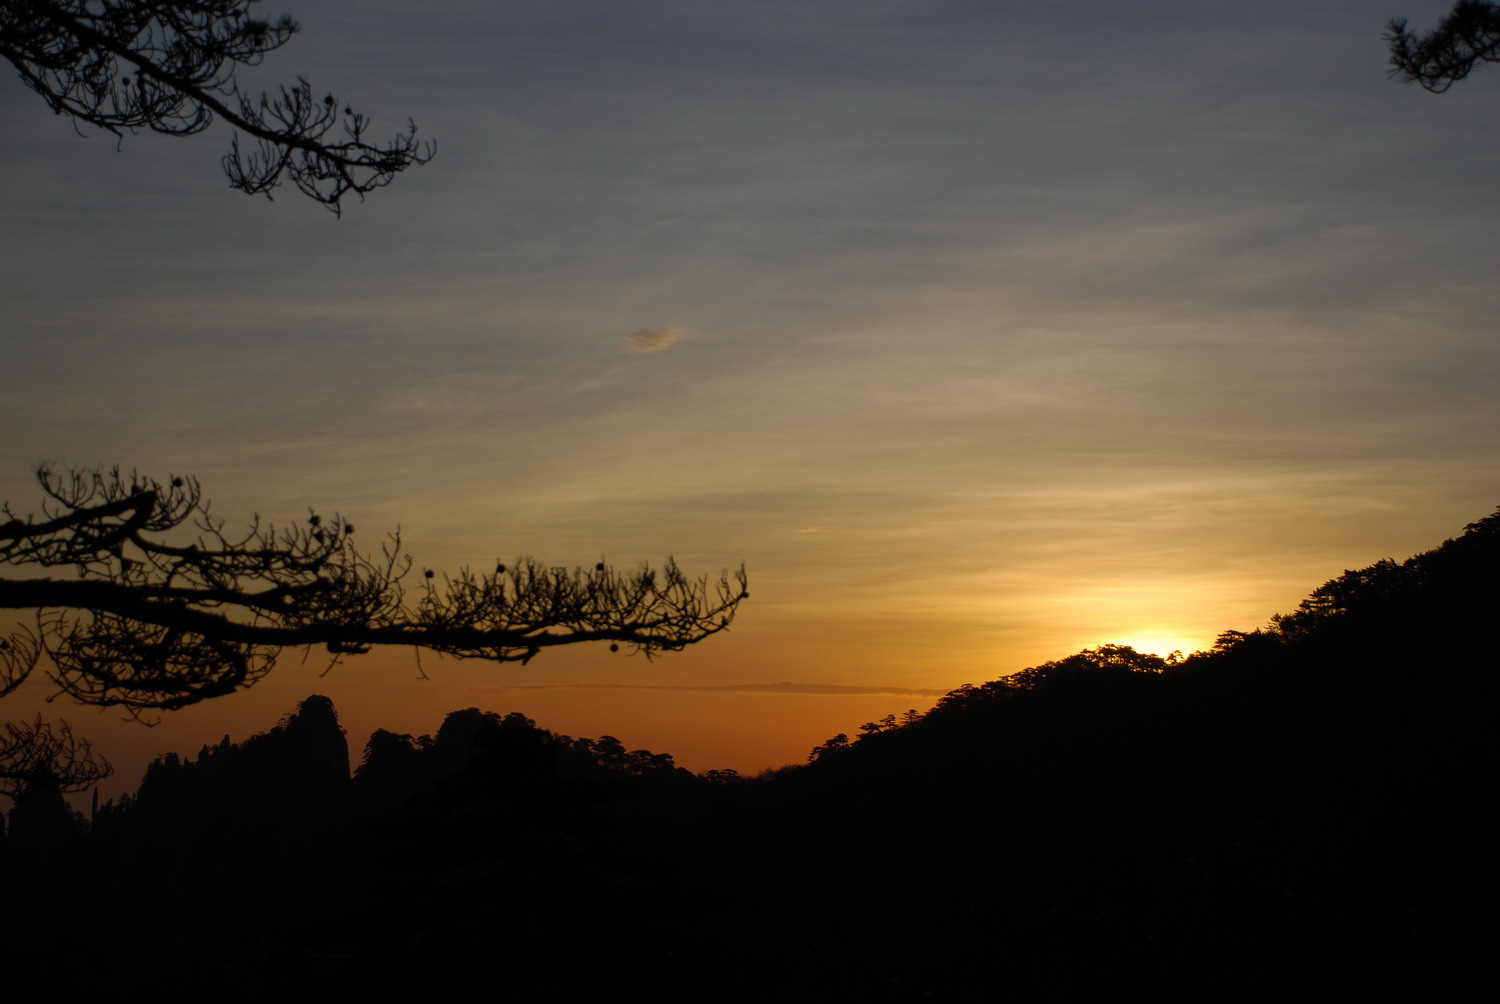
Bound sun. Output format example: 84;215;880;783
1094;630;1211;660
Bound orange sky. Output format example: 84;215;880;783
3;1;1498;803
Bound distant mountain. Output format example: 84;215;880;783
92;693;349;855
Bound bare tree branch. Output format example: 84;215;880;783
0;0;433;213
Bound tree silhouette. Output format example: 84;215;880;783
0;0;433;213
806;732;850;761
1386;1;1500;92
0;716;109;804
0;465;747;793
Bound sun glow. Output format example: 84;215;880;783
1093;631;1213;660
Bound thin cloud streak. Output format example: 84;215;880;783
460;681;951;697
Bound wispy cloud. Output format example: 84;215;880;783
795;526;828;534
460;681;950;697
625;326;686;354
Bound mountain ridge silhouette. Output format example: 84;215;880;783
6;508;1496;996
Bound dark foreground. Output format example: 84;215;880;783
6;513;1498;999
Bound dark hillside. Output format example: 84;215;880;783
748;509;1500;996
5;512;1496;998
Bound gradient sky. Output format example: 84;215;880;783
3;0;1497;795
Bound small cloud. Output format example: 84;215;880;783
794;526;828;534
624;325;686;354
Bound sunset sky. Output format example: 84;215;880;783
3;0;1497;795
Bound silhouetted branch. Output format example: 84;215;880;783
0;0;433;213
1;465;748;715
1386;1;1500;92
0;715;111;802
0;626;40;699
